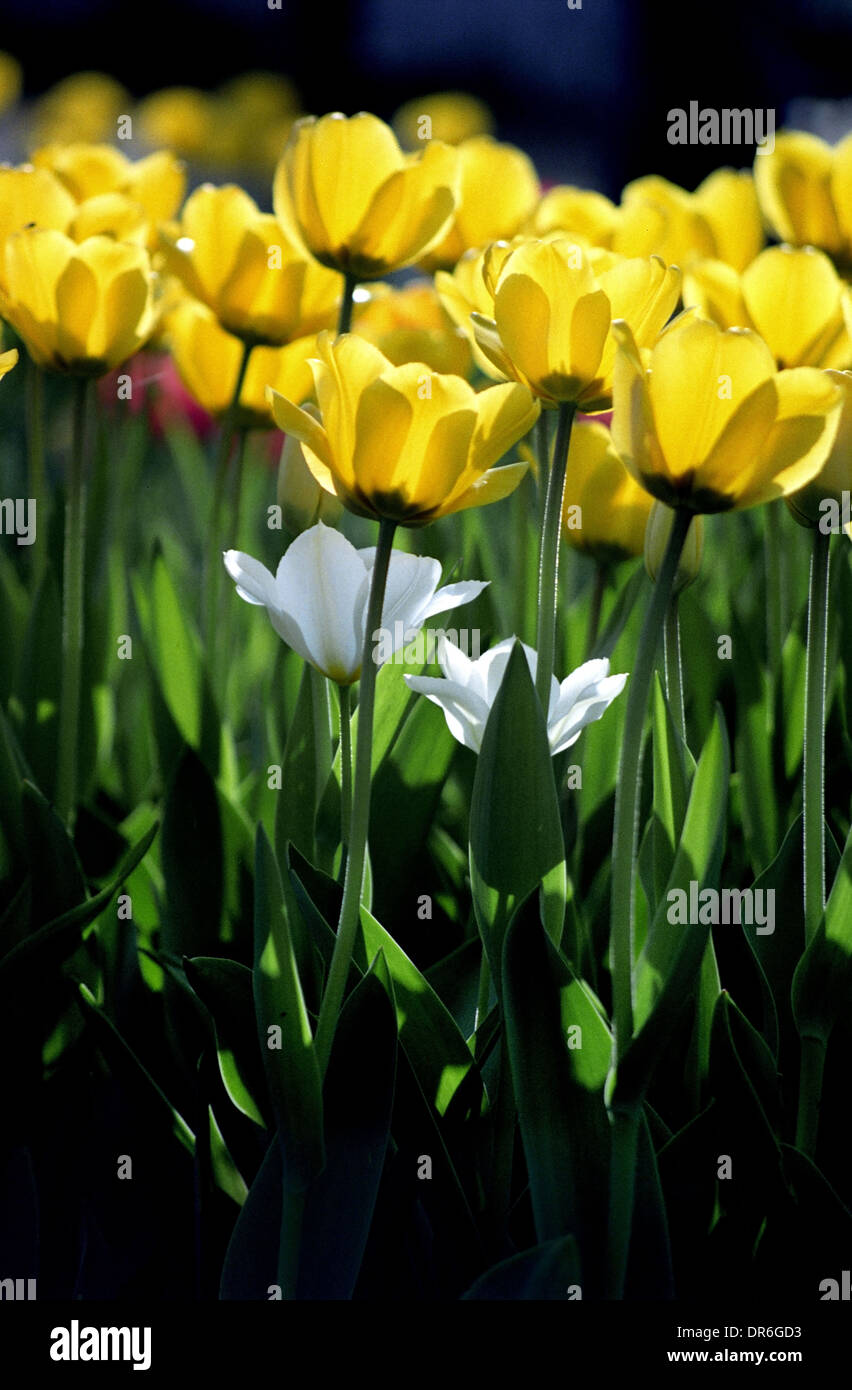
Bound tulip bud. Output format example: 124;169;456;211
644;502;703;592
277;406;342;536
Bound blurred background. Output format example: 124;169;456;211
1;0;852;196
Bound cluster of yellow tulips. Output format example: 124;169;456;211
4;82;852;1303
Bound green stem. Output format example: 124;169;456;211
765;501;784;676
276;1177;306;1300
26;361;46;585
607;1106;641;1299
337;682;352;850
609;507;692;1062
473;949;491;1056
663;595;686;743
803;527;831;944
534;401;576;711
56;378;92;828
535;409;550;491
487;1039;516;1256
204;340;253;650
586;561;607;659
314;518;397;1075
336;271;359;338
795;1034;827;1159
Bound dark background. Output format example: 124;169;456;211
2;0;852;194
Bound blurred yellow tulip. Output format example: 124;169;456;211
353;280;472;376
560;420;654;563
165;298;316;428
610;312;844;513
786;369;852;531
160;183;340;346
684;244;852;369
0;167;77;275
135;87;218;162
419;136;539;269
392;91;494;148
32;143;185;247
614;170;763;271
754;130;852;266
644;500;703;590
268;332;538;525
31;73;129;147
0;229;159;376
0;52;22;115
471;237;680;411
530;185;621;245
272;111;459;278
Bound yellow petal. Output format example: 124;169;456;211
682;258;750;330
350;139;458;275
741;245;843;367
435;461;529;517
694;168;764;271
468;381;540;473
754;131;844;255
267;388;333;467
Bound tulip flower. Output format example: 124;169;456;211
32;143;186;242
32;72;128;146
754;130;852;267
135;87;219;162
272;111;459;281
470;237;681;411
418;135;540;270
268;332;538;525
530;185;622;245
353;279;472;376
561;420;654;563
0;168;76;274
404;638;626;755
0;51;21;115
0;228;159;376
683;245;852;370
160;184;340;347
609;312;844;512
393;91;494;148
165;298;317;428
787;369;852;531
614;170;764;272
276;414;344;535
223;522;486;686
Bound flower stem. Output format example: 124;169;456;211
534;401;576;711
795;1034;827;1159
56;377;92;828
803;526;831;944
663;595;686;743
204;340;253;652
314;517;397;1075
606;1106;641;1298
26;360;47;586
609;506;692;1062
337;682;352;850
764;500;784;677
336;271;359;338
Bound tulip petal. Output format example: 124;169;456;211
223;549;277;606
741;246;843;368
420;578;489;620
436;460;529;517
271;523;369;683
403;674;491;752
267;388;333;467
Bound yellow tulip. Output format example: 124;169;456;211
0;168;77;274
268;332;539;525
560;420;654;563
0;348;19;380
643;500;703;591
683;245;852;369
471;237;681;411
135;87;218;162
610;312;844;513
277;407;344;534
0;229;159;375
392;91;494;148
353;280;472;376
754;130;852;265
614;170;763;271
67;193;149;246
32;143;186;245
530;185;621;245
786;369;852;530
31;73;128;147
419;136;539;269
165;298;316;427
272;111;459;278
160;184;340;346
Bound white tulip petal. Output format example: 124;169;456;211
376;550;444;640
420;578;490;620
403;674;491;752
223;550;276;607
552;658;614;723
272;524;369;683
548;675;628;754
439;637;476;686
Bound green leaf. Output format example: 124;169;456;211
470;642;566;981
590;563;645;661
296;963;397;1298
461;1236;582;1300
731;614;778;874
502;892;609;1287
650;671;695;910
792;815;852;1045
612;709;730;1112
184;956;268;1128
275;663;333;869
21;780;86;927
358;905;476;1118
11;569;61;798
219;1133;283;1299
252;825;324;1186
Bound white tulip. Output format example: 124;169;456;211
404;637;627;754
223;522;487;685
